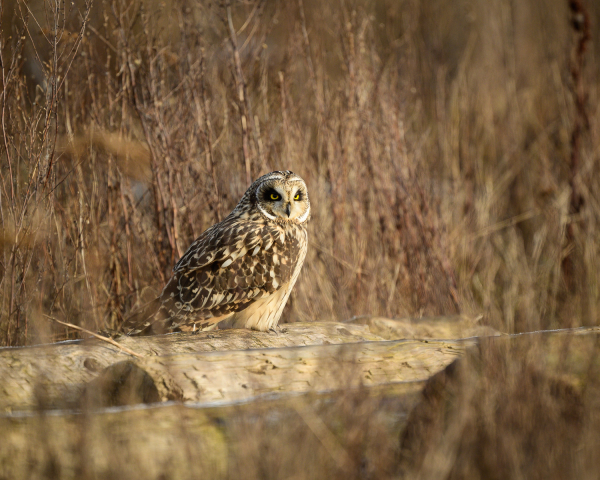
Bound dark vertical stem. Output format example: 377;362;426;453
199;53;222;222
225;1;253;187
562;0;590;291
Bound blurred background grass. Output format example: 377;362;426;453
0;0;599;345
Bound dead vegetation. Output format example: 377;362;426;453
399;333;600;480
1;0;599;344
1;0;600;478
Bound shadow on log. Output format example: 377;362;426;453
82;361;164;408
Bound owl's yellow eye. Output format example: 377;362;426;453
270;192;280;201
294;193;300;201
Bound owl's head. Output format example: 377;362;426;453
248;171;310;224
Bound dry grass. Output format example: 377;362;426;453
399;333;600;480
1;0;600;478
1;0;599;344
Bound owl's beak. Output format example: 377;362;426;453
285;203;291;217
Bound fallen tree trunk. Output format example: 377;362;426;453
1;323;599;480
0;321;471;411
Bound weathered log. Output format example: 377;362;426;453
1;325;599;480
0;321;471;411
0;322;380;411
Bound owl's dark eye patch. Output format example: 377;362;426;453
265;189;280;201
293;191;302;201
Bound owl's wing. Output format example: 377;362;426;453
126;219;302;335
173;217;283;273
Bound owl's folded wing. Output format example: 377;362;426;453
125;220;302;335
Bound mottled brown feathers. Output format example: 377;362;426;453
123;171;309;335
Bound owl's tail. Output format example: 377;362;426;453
121;297;163;336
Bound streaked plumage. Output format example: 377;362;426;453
123;171;310;335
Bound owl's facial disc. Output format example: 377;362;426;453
258;181;310;223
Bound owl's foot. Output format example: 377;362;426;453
268;327;280;335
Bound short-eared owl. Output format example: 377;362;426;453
124;171;310;335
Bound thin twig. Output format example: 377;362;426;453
226;1;252;186
297;0;323;117
198;52;222;221
225;2;267;182
44;314;143;358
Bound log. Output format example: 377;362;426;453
0;322;381;411
0;321;471;411
1;324;598;480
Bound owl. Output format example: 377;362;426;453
123;170;310;335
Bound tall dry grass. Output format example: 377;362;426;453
2;0;597;346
